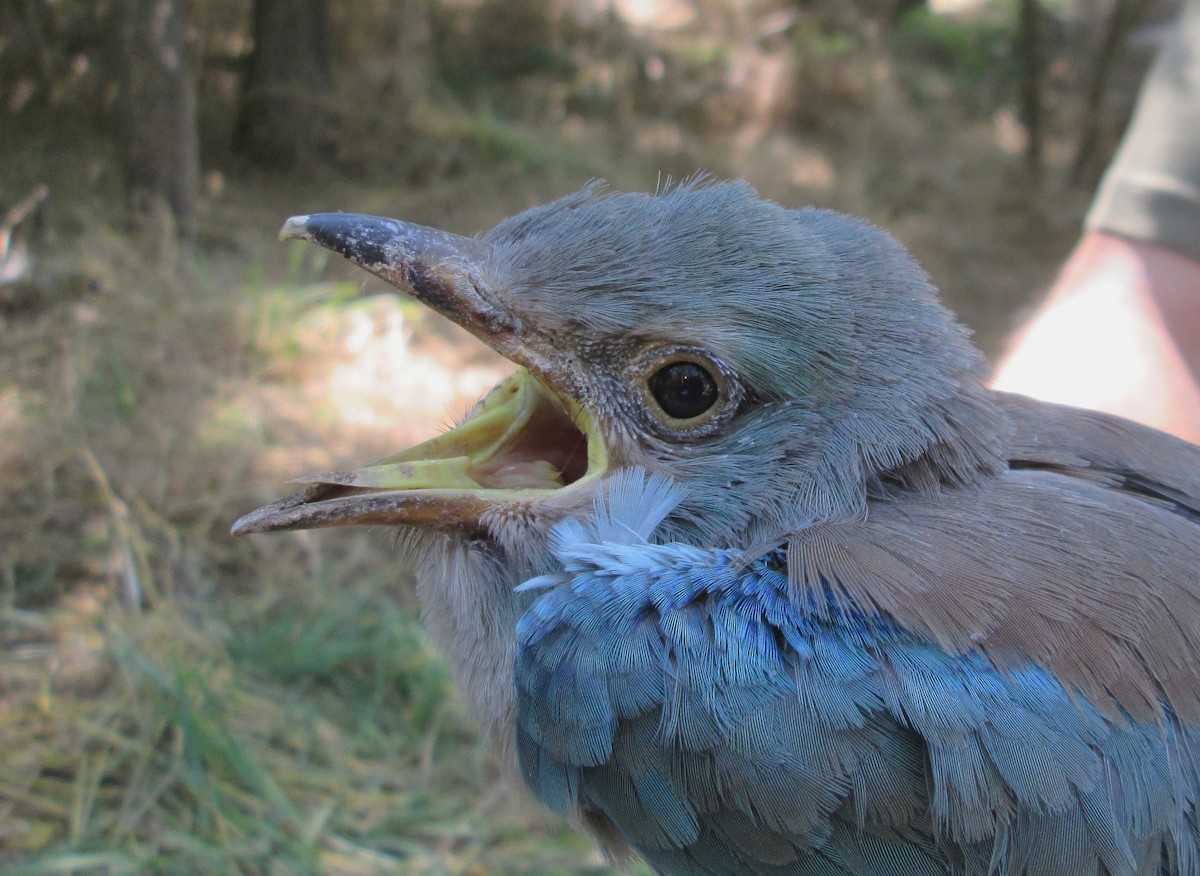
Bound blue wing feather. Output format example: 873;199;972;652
512;479;1200;874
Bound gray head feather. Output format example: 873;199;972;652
481;179;1004;544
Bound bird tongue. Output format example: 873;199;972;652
231;369;604;536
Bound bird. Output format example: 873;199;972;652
233;179;1200;875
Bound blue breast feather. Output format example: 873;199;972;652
513;475;1200;875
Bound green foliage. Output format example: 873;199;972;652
893;6;1019;90
436;0;576;91
227;574;454;736
461;112;590;174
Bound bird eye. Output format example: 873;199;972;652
649;362;718;420
632;346;742;438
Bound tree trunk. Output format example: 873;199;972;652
391;0;435;113
1069;0;1153;186
1017;0;1043;177
233;0;334;170
114;0;199;237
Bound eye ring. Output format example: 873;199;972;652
632;345;741;437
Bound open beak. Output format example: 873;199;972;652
231;214;608;536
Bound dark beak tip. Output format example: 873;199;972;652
278;212;402;270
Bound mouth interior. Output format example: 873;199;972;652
291;369;602;499
470;386;591;489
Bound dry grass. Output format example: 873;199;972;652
0;155;640;874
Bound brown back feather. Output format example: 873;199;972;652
789;393;1200;723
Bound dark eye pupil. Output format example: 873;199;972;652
648;362;718;420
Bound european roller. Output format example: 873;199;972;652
234;180;1200;875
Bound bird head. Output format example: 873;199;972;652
232;180;1004;552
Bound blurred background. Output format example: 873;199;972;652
0;0;1178;872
